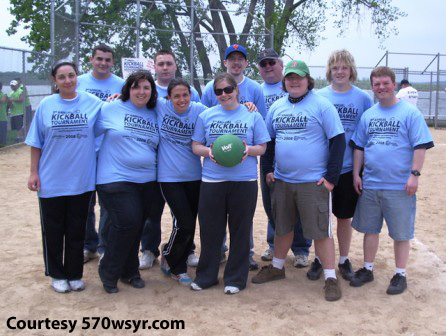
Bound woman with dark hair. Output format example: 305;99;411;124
156;78;208;285
25;60;103;293
191;72;270;294
95;70;160;293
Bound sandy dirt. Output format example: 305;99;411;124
0;129;445;336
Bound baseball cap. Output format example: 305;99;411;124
10;80;18;86
257;48;279;63
400;79;410;85
224;44;247;60
284;60;310;77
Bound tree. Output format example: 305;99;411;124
7;0;406;90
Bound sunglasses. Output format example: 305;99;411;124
214;86;235;96
259;59;277;68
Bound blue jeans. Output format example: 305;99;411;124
260;164;312;256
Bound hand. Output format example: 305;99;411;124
243;102;258;112
405;174;419;196
28;172;40;192
241;141;249;161
353;174;362;195
266;172;275;187
317;177;334;192
208;145;216;163
106;93;121;102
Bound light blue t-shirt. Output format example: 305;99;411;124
192;104;270;181
351;100;433;190
317;85;373;173
156;83;201;102
261;81;287;112
201;77;267;119
266;91;345;183
77;73;125;101
25;92;103;198
95;100;159;184
156;99;207;182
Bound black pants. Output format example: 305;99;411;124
160;181;201;275
97;181;159;287
39;191;93;280
195;181;258;290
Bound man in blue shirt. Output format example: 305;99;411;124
78;44;124;263
256;48;312;268
350;66;434;295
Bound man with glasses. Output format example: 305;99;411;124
257;49;312;268
201;44;267;270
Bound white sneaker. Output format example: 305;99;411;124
139;250;156;269
187;253;199;267
172;273;193;286
68;279;85;291
51;279;71;293
190;282;202;291
224;286;240;294
261;247;274;261
293;254;309;268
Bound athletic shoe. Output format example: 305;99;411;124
251;264;285;284
68;279;85;292
294;254;309;268
121;277;145;289
386;274;407;295
103;284;119;294
83;249;97;264
306;258;323;280
139;250;156;269
160;254;171;276
324;278;342;301
249;256;259;271
338;259;354;281
187;253;199;267
261;247;274;261
190;282;203;291
51;279;71;293
224;286;240;295
171;273;193;286
350;267;374;287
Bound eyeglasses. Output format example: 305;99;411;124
214;86;235;96
259;59;277;68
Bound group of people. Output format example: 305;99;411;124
25;43;433;302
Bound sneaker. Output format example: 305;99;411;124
306;258;323;280
160;254;171;276
121;277;145;289
261;247;274;261
251;264;285;284
224;286;240;295
294;255;309;268
51;279;71;293
139;250;156;269
350;267;374;287
338;259;354;281
103;284;119;294
68;279;85;292
386;274;407;295
324;278;342;301
83;249;97;264
171;273;193;286
187;253;199;267
190;282;202;291
249;256;259;271
220;253;227;264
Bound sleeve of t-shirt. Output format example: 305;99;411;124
25;105;43;148
191;114;206;144
350;115;367;149
407;108;434;148
191;87;201;102
94;104;108;137
253;113;271;145
396;89;406;99
253;85;267;119
320;101;344;139
201;82;214;107
265;105;276;138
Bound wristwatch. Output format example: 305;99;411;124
411;170;421;176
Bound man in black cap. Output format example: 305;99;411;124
396;79;418;106
256;48;312;268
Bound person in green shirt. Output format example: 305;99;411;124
0;82;8;145
8;80;25;142
15;78;33;132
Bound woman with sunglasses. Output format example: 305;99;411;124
95;70;160;294
191;73;270;294
26;61;103;293
156;78;208;285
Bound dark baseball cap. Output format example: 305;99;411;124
400;79;410;85
224;44;247;60
257;48;280;63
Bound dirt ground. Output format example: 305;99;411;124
0;129;445;336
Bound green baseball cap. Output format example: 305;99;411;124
284;60;310;77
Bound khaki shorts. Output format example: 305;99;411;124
270;179;332;240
